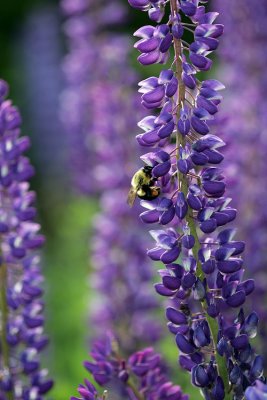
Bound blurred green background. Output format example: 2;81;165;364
0;1;201;399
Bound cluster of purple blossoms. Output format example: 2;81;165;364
75;334;189;400
71;381;108;400
0;81;52;399
61;0;131;194
20;6;66;183
61;0;162;353
61;1;189;398
214;0;267;365
91;191;163;351
86;78;164;351
128;0;265;399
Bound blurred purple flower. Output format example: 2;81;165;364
245;380;267;400
61;0;169;398
83;334;189;400
19;6;66;184
71;380;108;400
61;0;162;354
214;0;267;364
0;80;52;399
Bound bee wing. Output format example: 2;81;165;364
127;187;137;207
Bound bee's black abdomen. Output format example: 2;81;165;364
137;185;160;201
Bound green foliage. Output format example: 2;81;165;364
43;196;99;398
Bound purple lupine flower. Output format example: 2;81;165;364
61;2;181;399
128;1;265;399
71;380;108;400
90;191;163;351
82;334;189;400
0;80;53;399
19;6;66;183
214;0;267;365
245;380;267;400
61;0;163;356
60;0;131;194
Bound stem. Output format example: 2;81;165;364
0;261;13;400
169;1;230;397
111;344;144;400
127;378;145;400
205;313;231;396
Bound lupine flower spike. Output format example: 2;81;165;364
71;380;108;400
61;0;162;357
215;0;267;366
82;334;189;400
0;80;53;399
128;1;265;399
61;1;185;399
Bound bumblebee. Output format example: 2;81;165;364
127;165;161;207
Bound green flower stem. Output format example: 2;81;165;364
111;342;144;400
169;0;230;397
127;378;145;400
0;260;13;400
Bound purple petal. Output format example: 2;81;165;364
147;246;165;260
182;272;196;289
191;151;209;166
138;50;161;65
202;259;216;274
237;279;255;296
162;275;181;290
182;235;195;249
226;291;246;308
158;120;175;138
180;1;197;16
200;218;217;234
140;210;160;223
153;161;171;177
204;149;224;164
158;69;173;84
189;52;212;71
160;206;175;225
134;37;160;53
166;307;188;325
203;180;225;196
129;0;150;10
166;77;178;97
161;246;181;264
134;25;154;38
217;259;243;274
179;355;195;371
159;33;173;53
187;193;202;211
230;334;249;350
191;116;209;135
148;7;165;23
178;159;190;174
176;333;196;354
142;85;165;104
172;22;184;39
154;283;175;297
175;192;188;219
182;72;197;89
